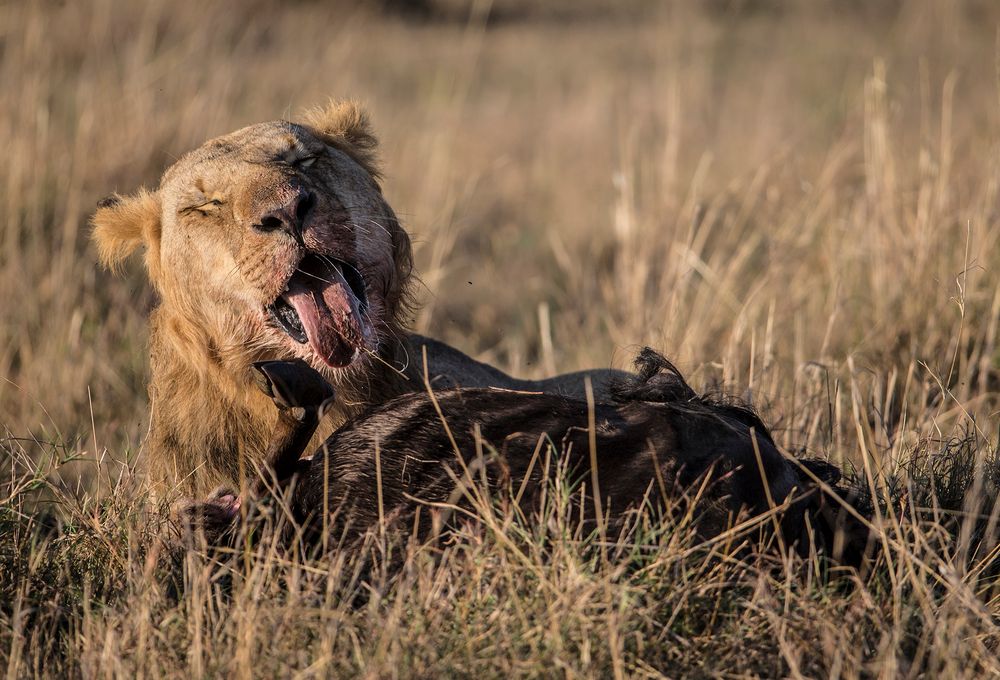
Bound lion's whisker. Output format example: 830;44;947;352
293;267;337;287
360;344;408;379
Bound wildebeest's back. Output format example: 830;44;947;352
292;387;800;543
294;389;619;538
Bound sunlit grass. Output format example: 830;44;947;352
3;0;1000;675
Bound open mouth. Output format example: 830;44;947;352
267;254;372;368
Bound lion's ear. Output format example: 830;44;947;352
301;100;381;180
91;188;162;280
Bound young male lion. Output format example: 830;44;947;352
93;101;626;495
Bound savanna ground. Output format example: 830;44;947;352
4;0;1000;676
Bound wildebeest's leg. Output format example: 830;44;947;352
172;361;334;547
251;360;336;494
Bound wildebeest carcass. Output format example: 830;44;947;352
177;349;854;558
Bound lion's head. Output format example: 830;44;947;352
92;101;412;380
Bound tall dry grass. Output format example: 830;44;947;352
3;0;1000;676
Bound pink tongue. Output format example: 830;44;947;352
284;266;365;367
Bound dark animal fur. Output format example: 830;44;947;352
177;349;858;559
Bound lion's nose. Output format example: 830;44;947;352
254;186;315;240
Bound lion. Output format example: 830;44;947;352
92;101;627;495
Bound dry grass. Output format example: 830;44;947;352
4;0;1000;676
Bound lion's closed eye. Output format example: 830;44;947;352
181;198;226;215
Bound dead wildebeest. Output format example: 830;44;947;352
177;349;857;558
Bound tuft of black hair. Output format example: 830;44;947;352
610;347;697;404
611;347;779;446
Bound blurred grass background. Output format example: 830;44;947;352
5;1;1000;675
2;0;1000;463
